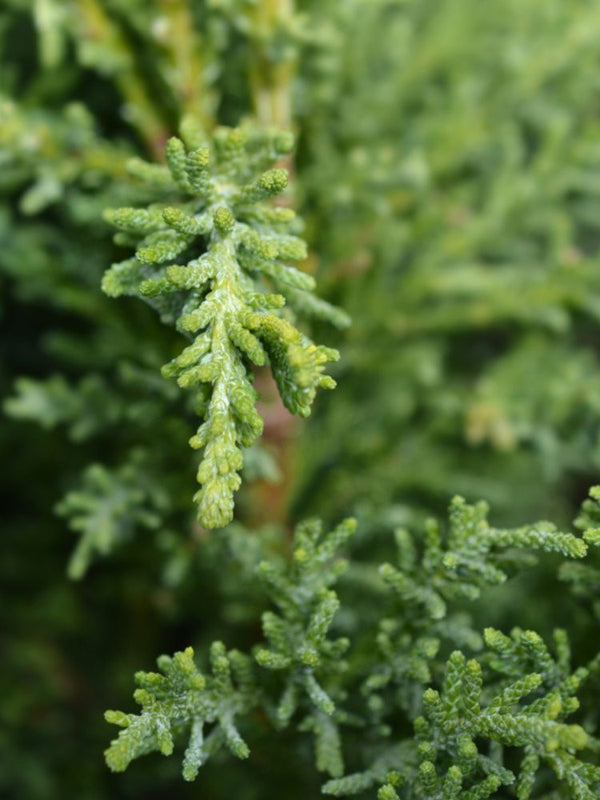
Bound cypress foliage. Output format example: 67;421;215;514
102;126;344;527
2;2;600;799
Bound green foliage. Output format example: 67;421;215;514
0;96;130;214
5;375;120;440
380;496;587;617
104;517;355;780
360;497;590;719
103;126;344;528
3;1;600;799
254;517;355;727
56;458;168;579
105;644;255;779
405;643;594;799
560;486;600;620
295;0;600;525
104;497;600;796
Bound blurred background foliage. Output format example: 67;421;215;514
2;0;600;797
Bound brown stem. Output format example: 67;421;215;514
245;0;301;528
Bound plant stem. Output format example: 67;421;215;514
249;0;296;131
247;0;300;529
75;0;170;159
155;0;217;132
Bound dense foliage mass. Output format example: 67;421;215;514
2;1;600;798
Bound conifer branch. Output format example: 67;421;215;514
7;4;600;798
102;125;346;528
104;517;355;778
104;644;256;780
349;632;600;799
254;518;356;725
104;496;599;792
379;496;587;620
56;459;168;579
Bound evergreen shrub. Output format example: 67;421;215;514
3;2;600;798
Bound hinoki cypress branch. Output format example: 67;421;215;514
102;125;347;528
5;4;600;799
104;496;599;793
